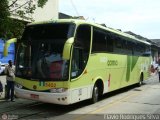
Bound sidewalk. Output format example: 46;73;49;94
146;73;160;84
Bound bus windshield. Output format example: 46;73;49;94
16;23;75;81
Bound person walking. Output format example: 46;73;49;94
4;60;15;102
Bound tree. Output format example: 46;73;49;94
9;0;48;21
0;0;11;39
0;0;48;40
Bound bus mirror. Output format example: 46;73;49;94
3;38;17;56
63;37;74;60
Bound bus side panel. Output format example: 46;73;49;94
105;54;127;92
70;53;109;103
121;55;140;87
69;74;94;103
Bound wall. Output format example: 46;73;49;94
32;0;59;22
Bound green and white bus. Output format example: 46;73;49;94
14;19;151;105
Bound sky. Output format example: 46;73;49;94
59;0;160;39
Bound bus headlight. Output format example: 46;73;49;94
15;83;23;89
50;88;68;93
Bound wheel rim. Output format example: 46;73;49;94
139;81;142;86
139;75;143;86
93;86;98;103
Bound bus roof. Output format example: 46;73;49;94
28;19;151;45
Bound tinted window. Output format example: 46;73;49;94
71;25;91;78
92;28;107;52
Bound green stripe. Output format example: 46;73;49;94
126;55;139;82
126;56;131;82
131;56;139;71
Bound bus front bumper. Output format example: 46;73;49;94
15;87;70;105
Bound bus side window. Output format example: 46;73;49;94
106;35;114;53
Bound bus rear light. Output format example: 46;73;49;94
50;88;68;93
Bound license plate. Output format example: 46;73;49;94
30;94;39;99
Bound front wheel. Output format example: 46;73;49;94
90;84;99;104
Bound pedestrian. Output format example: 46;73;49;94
151;57;158;74
4;60;15;102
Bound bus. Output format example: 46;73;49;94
14;19;151;105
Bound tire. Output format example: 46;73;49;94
138;74;143;87
90;84;99;104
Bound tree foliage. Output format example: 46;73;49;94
0;0;11;39
38;0;48;7
0;0;48;40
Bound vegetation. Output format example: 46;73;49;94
0;0;48;40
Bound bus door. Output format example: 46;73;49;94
70;25;91;103
71;47;84;78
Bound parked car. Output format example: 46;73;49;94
0;61;6;75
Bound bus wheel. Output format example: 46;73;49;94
91;84;99;104
138;74;143;87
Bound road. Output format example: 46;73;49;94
0;74;160;120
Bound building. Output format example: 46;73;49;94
33;0;58;21
10;0;58;22
59;12;85;20
150;39;160;59
59;13;72;19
